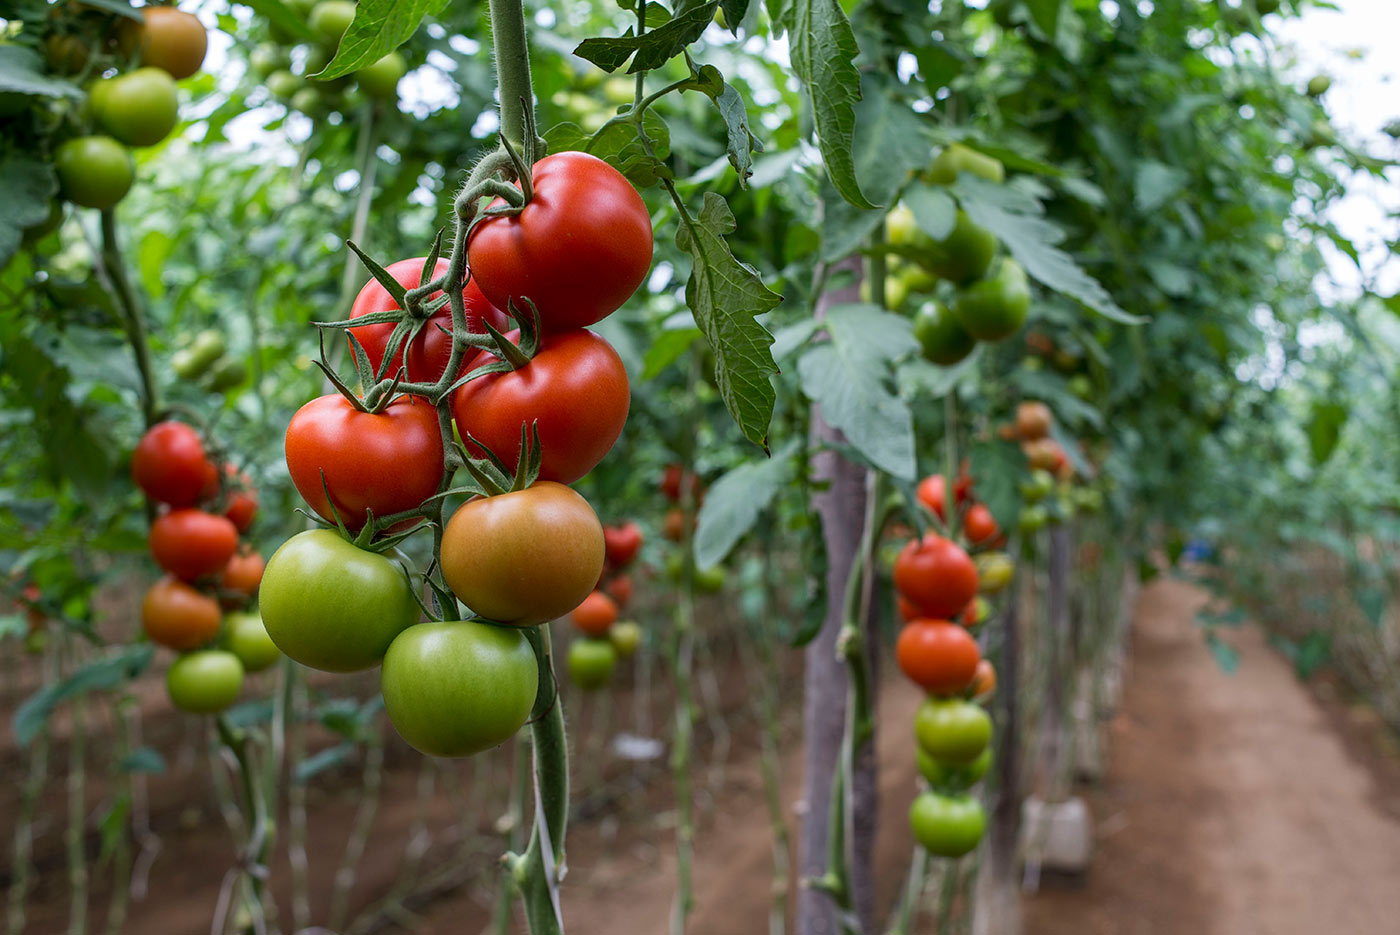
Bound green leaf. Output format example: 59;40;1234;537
13;645;153;746
689;66;760;185
0;152;58;269
585;110;673;188
642;326;702;379
797;303;918;479
316;0;444;78
1133;161;1189;213
675;193;781;449
574;2;717;74
138;231;176;301
1306;400;1347;465
693;439;798;569
896;345;984;399
1023;0;1063;38
966;437;1024;530
791;0;875;209
119;747;167;774
236;0;318;44
903;183;956;240
0;47;85;99
295;742;354;783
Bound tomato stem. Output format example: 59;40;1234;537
98;208;159;429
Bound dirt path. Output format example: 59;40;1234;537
1026;575;1400;935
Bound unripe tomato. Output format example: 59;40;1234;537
166;650;244;714
970;659;996;700
909;211;997;285
172;329;226;380
1020;468;1055;503
963;504;999;546
285;394;444;530
467;151;654;332
915;698;992;764
45;33;89;74
954;257;1029;342
570;590;618;637
440;482;604;626
381;620;538;757
143;577;221;650
609;620;641;659
220;550;265;605
894;534;979;620
267;69;300;99
975;552;1014;594
1018;505;1048;534
567;637;617;690
1014;401;1052;440
453;329;630;484
290;87;325;116
896;620;981;695
1306;74;1330;97
260;529;420;672
223;611;281;672
603;521;643;567
127;7;207;79
248;43;286;79
54;136;133;210
925;143;1006;185
909;792;986;858
92;67;179;147
694;564;726;594
918;746;991;789
356;51;405;100
132;421;214;507
913;301;976;366
150;509;239;582
308;0;356;45
604;573;633;607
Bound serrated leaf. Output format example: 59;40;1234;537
583;110;673;187
316;0;444;78
694;439;798;568
897;345;983;398
699;72;759;185
574;2;716;74
791;0;875;209
642;326;702;378
13;645;153;746
675;193;781;449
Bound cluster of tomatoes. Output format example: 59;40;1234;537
566;522;644;690
657;466;726;591
245;0;406;118
257;149;652;759
1004;401;1104;533
132;421;277;714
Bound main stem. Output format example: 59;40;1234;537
99;210;159;427
489;0;536;154
510;626;568;935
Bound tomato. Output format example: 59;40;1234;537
1015;401;1052;441
440;482;604;626
663;508;688;542
915;473;972;522
958;597;990;630
918;746;992;789
166;650;244;714
381;620;538;757
909;792;986;858
1023;438;1060;472
570;590;617;637
347;257;506;384
609;620;641;658
1307;74;1330;97
150;509;239;582
224;488;258;532
1068;374;1092;400
356;51;405;100
915;698;992;764
248;43;286;79
308;0;355;44
567;637;617;690
259;529;420;672
45;33;89;74
970;659;996;700
143;577;221;650
897;594;920;623
172;330;226;380
893;534;979;620
1075;487;1104;513
975;552;1014;594
913;301;976;366
132;421;213;507
267;69;300;99
1018;505;1048;534
910;211;997;285
467;151;654;332
223;611;281;673
452;330;629;483
220;550;265;605
896;620;980;695
604;573;633;607
92;67;179;148
603;521;643;567
926;143;1006;185
290;87;326;117
962;504;999;547
285;394;443;529
694;564;726;594
128;7;207;79
1020;468;1055;502
54;136;133;210
954;257;1029;342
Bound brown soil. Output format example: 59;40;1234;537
1025;575;1400;935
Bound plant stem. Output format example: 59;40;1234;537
214;715;271;931
884;846;929;935
64;639;88;935
99;209;159;426
335;103;380;327
510;627;568;935
488;0;537;154
7;649;55;935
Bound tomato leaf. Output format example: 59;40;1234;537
13;645;153;747
694;439;798;569
684;65;760;186
791;0;875;210
675;193;781;450
574;2;717;74
0;47;85;100
314;0;443;79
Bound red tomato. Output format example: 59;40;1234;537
467;151;654;331
660;464;702;503
452;330;629;484
604;573;633;607
285;394;444;529
604;521;643;567
347;257;508;384
963;504;999;546
150;509;239;582
916;473;970;521
663;508;688;542
897;594;920;622
225;489;257;532
970;659;996;700
220;550;265;605
570;590;618;637
896;619;981;695
132;421;214;507
893;534;979;620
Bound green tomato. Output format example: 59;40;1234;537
1020;469;1055;503
173;329;226;380
290;87;325;116
886;203;919;245
1074;487;1104;513
695;564;726;594
909;791;986;858
915;698;991;764
1068;374;1092;399
913;300;976;366
1306;74;1330;97
1018;504;1049;534
167;650;245;714
953;257;1029;342
975;552;1014;595
54;136;134;210
206;356;246;392
248;43;287;79
381;620;537;757
259;529;420;672
911;211;998;285
609;620;642;659
918;746;992;789
267;69;301;99
223;612;280;673
308;0;356;45
356;51;405;100
925;143;1006;186
567;637;617;690
93;67;179;147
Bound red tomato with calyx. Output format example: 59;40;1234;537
150;509;239;581
347;258;507;384
467;151;654;331
285;394;444;529
604;521;643;567
570;590;618;637
452;330;629;484
605;573;633;607
963;504;999;546
133;421;215;507
896;619;981;695
220;550;265;605
894;534;979;620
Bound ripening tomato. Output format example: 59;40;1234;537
285;394;444;529
1023;438;1060;472
124;6;208;79
452;330;629;483
440;482;604;626
143;577;221;650
915;698;992;764
150;509;239;582
896;620;981;696
132;421;214;507
975;552;1014;594
663;508;688;542
603;521;643;567
166;650;244;714
570;590;618;637
894;534;979;620
605;573;634;607
567;637;617;690
909;792;986;858
959;596;991;629
346;258;507;384
970;659;996;700
1015;401;1052;440
220;550;265;605
963;504;999;546
468;151;653;331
